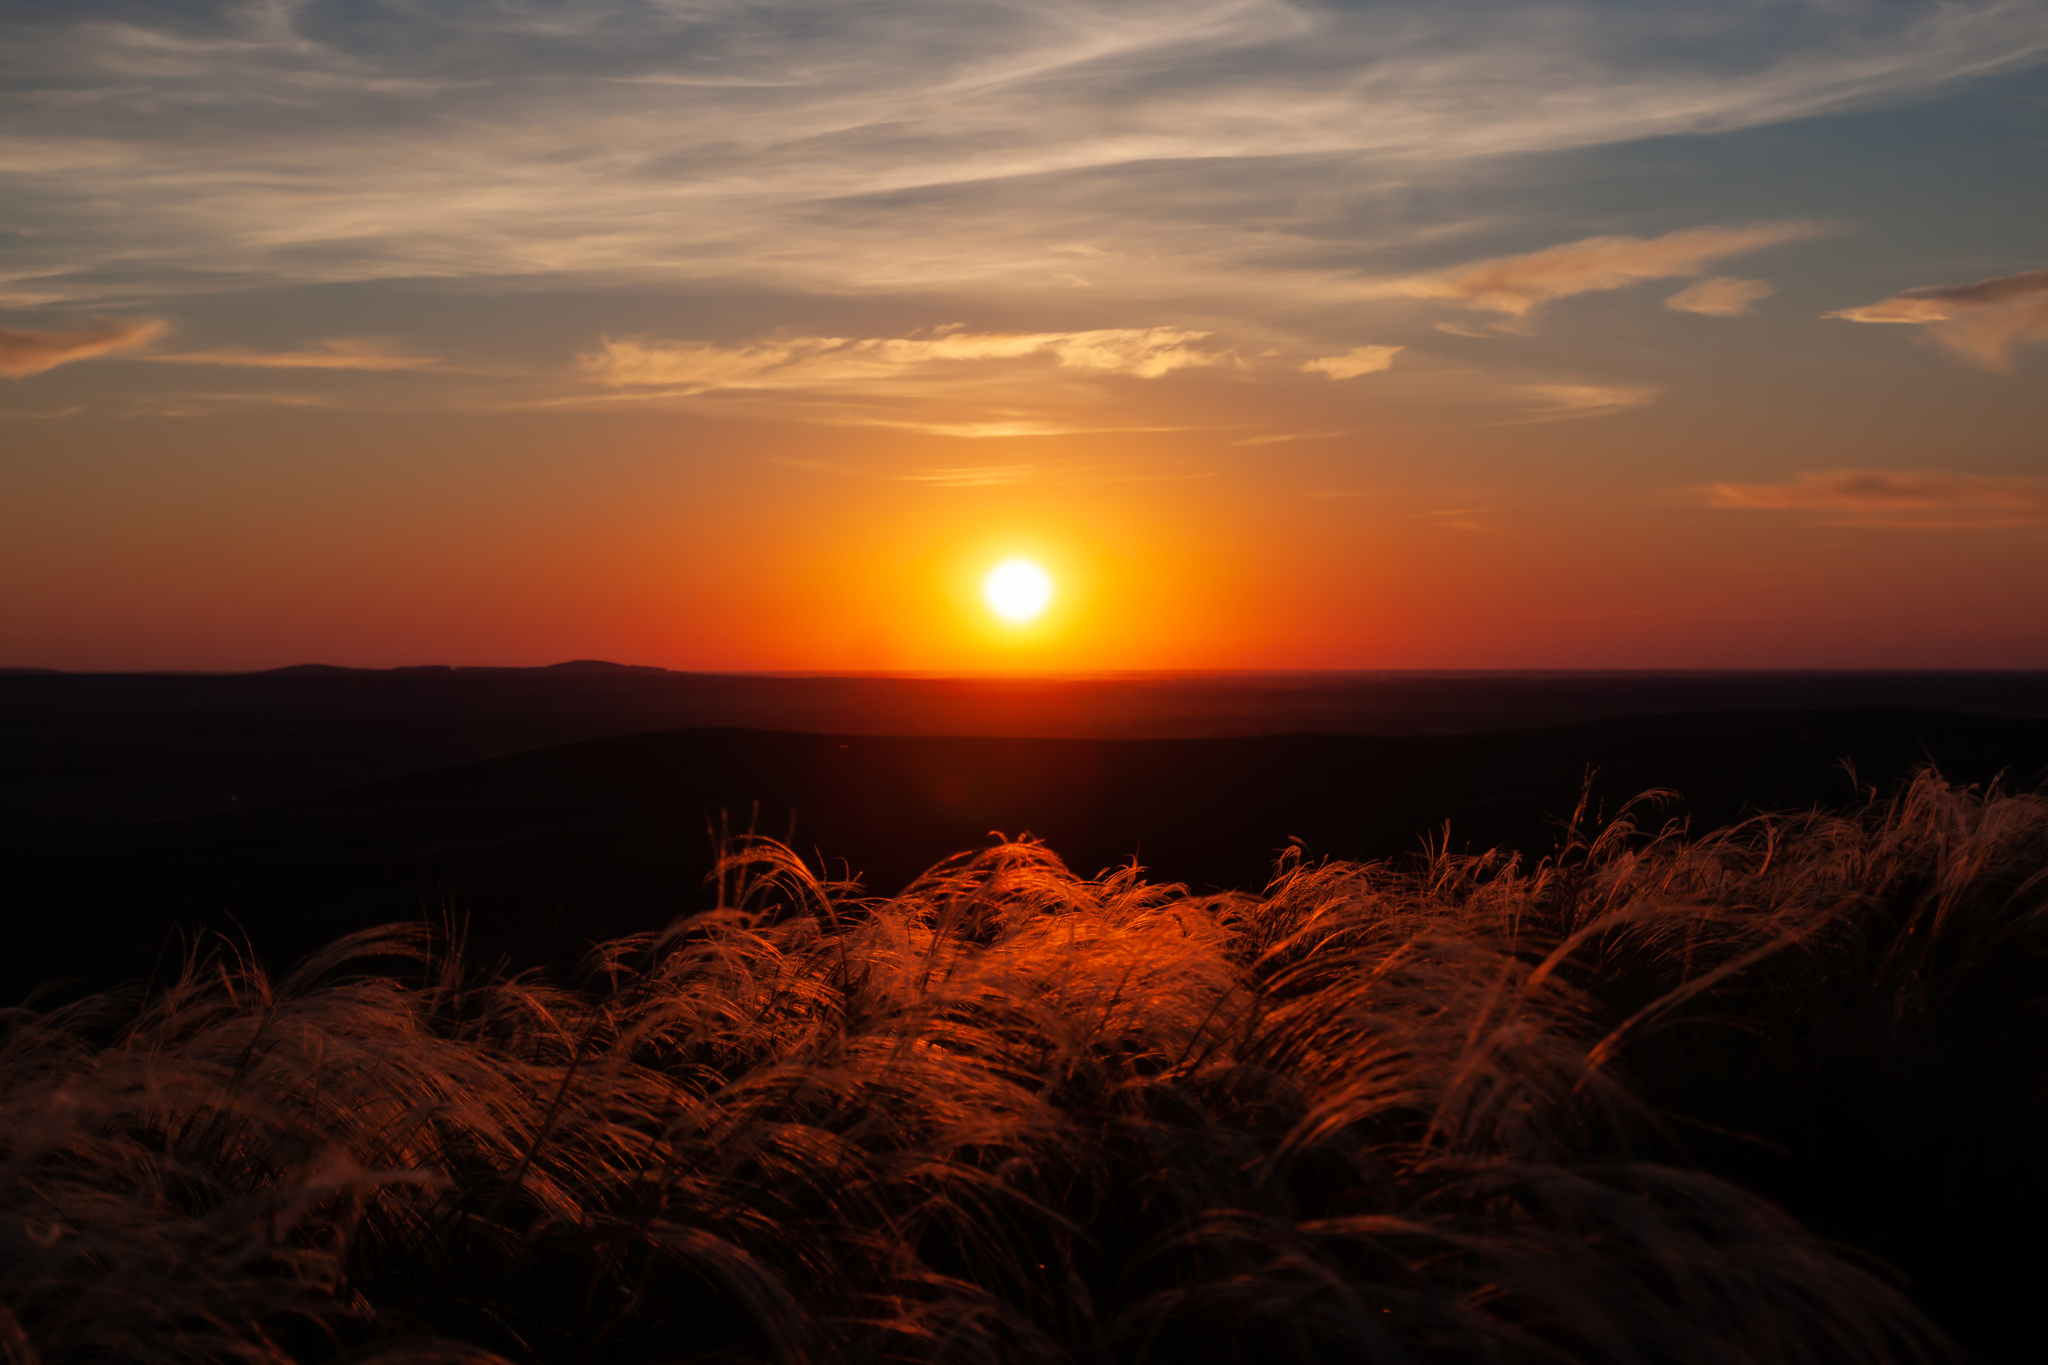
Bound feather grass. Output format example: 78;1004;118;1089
7;770;2041;1363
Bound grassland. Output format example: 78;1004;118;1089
4;770;2044;1365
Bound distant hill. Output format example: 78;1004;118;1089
541;659;673;673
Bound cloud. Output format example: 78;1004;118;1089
1303;345;1402;379
1705;470;2048;528
149;340;440;371
853;419;1195;439
1432;320;1504;339
893;462;1210;485
1507;381;1660;421
1235;430;1351;447
1377;223;1827;316
1666;276;1775;317
1420;506;1501;533
774;456;1207;484
861;420;1089;439
1826;269;2048;371
3;4;2040;310
895;464;1045;487
0;318;165;377
580;327;1224;392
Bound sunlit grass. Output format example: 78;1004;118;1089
5;770;2044;1364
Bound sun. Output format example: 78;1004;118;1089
982;557;1054;624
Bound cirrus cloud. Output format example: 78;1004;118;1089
1;4;2039;310
579;327;1226;393
1826;269;2048;371
1373;222;1828;317
0;318;165;377
1303;345;1402;379
1665;276;1776;317
1508;380;1661;422
1706;469;2048;528
149;339;440;371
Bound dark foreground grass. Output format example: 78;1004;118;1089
4;771;2045;1365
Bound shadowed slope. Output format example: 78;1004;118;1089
16;709;2048;994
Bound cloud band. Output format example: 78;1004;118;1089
1706;469;2048;528
580;327;1225;392
1375;223;1827;316
0;318;165;377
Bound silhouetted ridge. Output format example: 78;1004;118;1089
542;659;671;673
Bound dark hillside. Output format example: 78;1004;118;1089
12;708;2047;994
6;667;2044;835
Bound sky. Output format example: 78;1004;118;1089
2;0;2045;673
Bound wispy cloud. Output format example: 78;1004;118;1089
1419;506;1502;533
579;328;1225;393
895;465;1045;487
772;457;1207;484
1705;469;2048;528
852;418;1195;439
131;390;346;417
1235;430;1351;447
149;340;440;371
1431;320;1505;339
1506;381;1661;421
1827;269;2048;370
1666;276;1775;317
1303;345;1402;378
0;318;165;377
1374;224;1826;316
895;463;1213;486
2;5;2038;307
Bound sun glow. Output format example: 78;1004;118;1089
982;558;1054;624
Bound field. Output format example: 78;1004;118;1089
6;764;2046;1365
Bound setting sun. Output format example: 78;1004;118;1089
982;558;1054;624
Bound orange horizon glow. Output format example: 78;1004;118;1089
3;402;2045;674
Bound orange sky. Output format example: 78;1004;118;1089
2;3;2045;671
